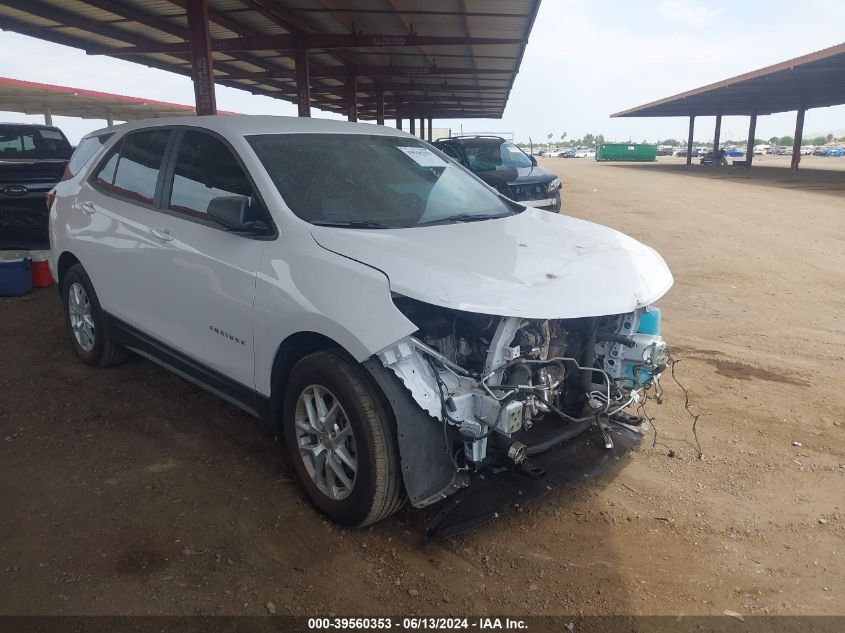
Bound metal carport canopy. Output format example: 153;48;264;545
610;41;845;118
609;41;845;172
0;0;541;127
0;75;237;125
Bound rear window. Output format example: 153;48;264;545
0;125;72;159
67;133;113;177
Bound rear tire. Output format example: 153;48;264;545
61;263;129;367
282;349;403;526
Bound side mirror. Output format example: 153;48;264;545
530;155;538;166
207;195;260;231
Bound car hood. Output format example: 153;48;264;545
474;164;557;187
309;209;673;319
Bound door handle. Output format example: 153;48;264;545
74;201;96;215
149;227;174;242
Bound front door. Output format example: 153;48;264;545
139;128;271;391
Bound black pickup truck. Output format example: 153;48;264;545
0;123;72;243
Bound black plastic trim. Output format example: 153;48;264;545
106;313;272;421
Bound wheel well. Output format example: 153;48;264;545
56;252;80;287
267;331;341;432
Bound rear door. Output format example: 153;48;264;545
139;127;271;389
70;128;173;327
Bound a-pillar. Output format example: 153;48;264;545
294;46;310;117
686;115;695;166
791;107;805;173
746;112;757;167
346;74;358;122
713;114;722;167
186;0;216;115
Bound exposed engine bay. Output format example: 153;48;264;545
378;296;669;495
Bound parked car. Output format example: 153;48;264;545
723;147;744;157
700;149;729;166
0;123;73;242
433;135;561;212
574;148;596;158
825;147;845;157
813;146;830;156
50;116;673;531
674;147;698;158
656;146;674;156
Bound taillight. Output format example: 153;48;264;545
46;188;56;211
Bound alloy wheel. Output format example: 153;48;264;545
294;384;358;501
68;282;95;352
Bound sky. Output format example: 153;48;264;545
0;0;843;144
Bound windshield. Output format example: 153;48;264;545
0;125;72;160
461;139;533;171
248;133;517;228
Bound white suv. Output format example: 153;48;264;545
50;116;673;531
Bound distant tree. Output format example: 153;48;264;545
779;135;794;146
583;133;595;147
595;134;605;146
826;133;835;143
810;136;827;146
661;138;680;146
768;136;779;145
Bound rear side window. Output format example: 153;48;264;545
167;130;256;219
92;147;120;191
67;133;112;177
111;129;172;205
0;125;72;159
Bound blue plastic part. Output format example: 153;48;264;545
637;308;661;335
0;258;32;296
622;363;653;388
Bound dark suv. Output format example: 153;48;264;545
0;123;73;243
433;136;561;212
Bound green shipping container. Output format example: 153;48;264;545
596;143;657;162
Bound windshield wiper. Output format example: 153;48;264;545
416;212;514;226
311;220;390;229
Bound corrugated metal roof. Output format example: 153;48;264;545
0;75;239;119
612;41;845;118
0;0;542;119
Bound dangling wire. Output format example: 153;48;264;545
667;350;704;459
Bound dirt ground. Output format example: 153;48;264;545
1;156;843;618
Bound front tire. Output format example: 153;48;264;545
282;349;403;526
61;263;128;367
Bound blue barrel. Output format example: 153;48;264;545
0;251;33;296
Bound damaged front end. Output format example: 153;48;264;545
367;296;669;535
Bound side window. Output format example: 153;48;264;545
92;146;120;192
168;130;256;219
111;129;172;205
68;133;113;177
